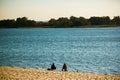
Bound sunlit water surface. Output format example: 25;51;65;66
0;27;120;74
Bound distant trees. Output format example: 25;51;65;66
77;17;90;26
0;17;36;28
89;16;111;25
48;18;57;27
0;19;16;28
0;16;120;28
69;16;89;27
48;16;119;27
16;17;36;27
112;16;120;25
56;17;73;27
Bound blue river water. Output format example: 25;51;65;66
0;27;120;74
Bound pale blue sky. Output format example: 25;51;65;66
0;0;120;21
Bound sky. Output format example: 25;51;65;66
0;0;120;21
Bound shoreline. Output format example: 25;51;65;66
0;66;120;80
0;25;120;28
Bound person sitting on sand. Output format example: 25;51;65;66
62;63;67;71
51;63;56;70
47;63;56;70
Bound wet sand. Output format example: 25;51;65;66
0;66;120;80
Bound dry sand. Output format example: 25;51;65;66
0;66;120;80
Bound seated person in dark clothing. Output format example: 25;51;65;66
62;63;67;71
51;63;56;70
47;63;56;70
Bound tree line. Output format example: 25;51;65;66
0;16;120;28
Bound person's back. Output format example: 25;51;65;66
62;63;67;71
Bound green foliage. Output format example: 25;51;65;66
16;17;36;27
112;16;120;25
48;18;57;27
89;16;111;25
0;16;120;28
56;17;73;27
70;16;80;26
0;19;16;28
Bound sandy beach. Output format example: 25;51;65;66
0;66;120;80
